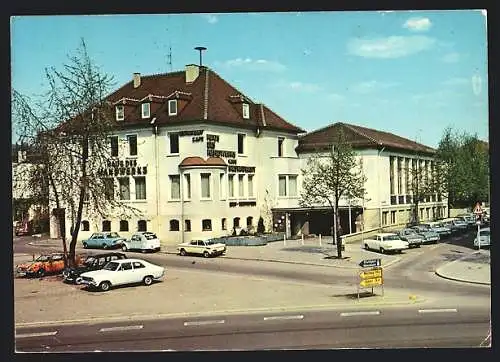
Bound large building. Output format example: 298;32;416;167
47;64;447;246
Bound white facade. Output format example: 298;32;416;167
56;122;302;246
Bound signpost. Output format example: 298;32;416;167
357;258;383;300
474;202;483;250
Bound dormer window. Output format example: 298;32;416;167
115;105;124;121
242;103;250;119
141;103;150;119
168;99;178;116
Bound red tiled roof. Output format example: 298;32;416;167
106;67;304;134
297;122;436;155
179;156;226;167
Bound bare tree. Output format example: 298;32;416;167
12;39;141;266
299;130;367;258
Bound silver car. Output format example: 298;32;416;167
397;228;424;248
410;225;440;244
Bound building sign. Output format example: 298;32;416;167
97;159;147;177
172;130;204;137
228;165;255;173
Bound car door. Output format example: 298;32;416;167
132;261;147;281
93;234;104;248
187;240;199;254
197;240;207;254
114;262;135;285
129;234;139;250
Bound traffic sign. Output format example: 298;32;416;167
359;277;383;287
474;203;483;214
359;268;382;279
359;258;381;268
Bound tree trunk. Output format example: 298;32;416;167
335;202;342;259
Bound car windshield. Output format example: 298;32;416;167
108;232;120;238
85;257;96;265
144;233;157;240
102;261;119;271
385;235;400;241
434;223;444;228
205;239;220;245
36;255;50;262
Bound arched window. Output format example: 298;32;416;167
138;220;147;232
233;217;240;228
246;216;253;227
81;221;90;231
120;220;129;232
221;218;227;230
170;219;180;231
102;220;111;232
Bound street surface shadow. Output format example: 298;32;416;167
323;255;351;260
331;291;376;300
82;280;163;293
282;246;332;254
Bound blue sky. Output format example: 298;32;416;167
11;10;488;148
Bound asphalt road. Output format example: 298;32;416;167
15;305;490;351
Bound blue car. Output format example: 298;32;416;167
82;232;126;250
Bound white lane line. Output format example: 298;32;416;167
263;315;304;321
183;320;225;326
15;331;58;339
99;325;144;332
340;311;380;317
418;308;458;314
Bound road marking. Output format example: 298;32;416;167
183;320;225;326
99;325;144;332
15;331;58;339
340;311;380;317
418;308;458;314
263;315;304;321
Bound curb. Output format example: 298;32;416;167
15;296;427;328
434;253;490;286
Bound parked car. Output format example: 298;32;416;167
16;252;84;278
440;218;467;234
82;232;126;250
63;252;127;284
419;222;452;238
456;214;476;228
79;258;165;292
397;228;424;248
122;232;161;253
177;239;227;258
410;225;441;244
363;233;409;254
473;227;490;249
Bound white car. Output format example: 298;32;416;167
78;258;165;292
363;233;409;254
122;232;161;253
474;227;490;249
177;239;226;258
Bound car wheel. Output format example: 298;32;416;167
122;244;128;251
141;249;147;254
143;276;153;286
203;251;210;258
364;244;369;250
75;278;83;285
83;242;88;249
180;249;187;256
102;244;108;249
37;269;45;278
99;281;111;292
380;247;385;254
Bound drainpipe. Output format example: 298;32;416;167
152;118;160;235
377;146;386;230
180;168;184;244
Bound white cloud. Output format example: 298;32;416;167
201;14;218;24
403;17;432;32
441;77;469;86
326;93;345;101
218;58;286;72
441;52;460;63
271;80;322;93
472;74;482;96
351;80;398;93
347;36;436;59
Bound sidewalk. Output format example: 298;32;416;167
435;250;490;285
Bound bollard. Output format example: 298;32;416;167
301;234;304;245
284;234;286;246
319;234;322;246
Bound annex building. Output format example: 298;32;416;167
47;64;447;246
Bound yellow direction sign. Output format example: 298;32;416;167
359;277;383;287
359;268;382;279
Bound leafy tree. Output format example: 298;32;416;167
12;39;140;267
299;130;366;258
436;127;489;211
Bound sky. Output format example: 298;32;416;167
11;10;489;148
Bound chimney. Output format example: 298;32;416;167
133;73;141;88
185;64;200;83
